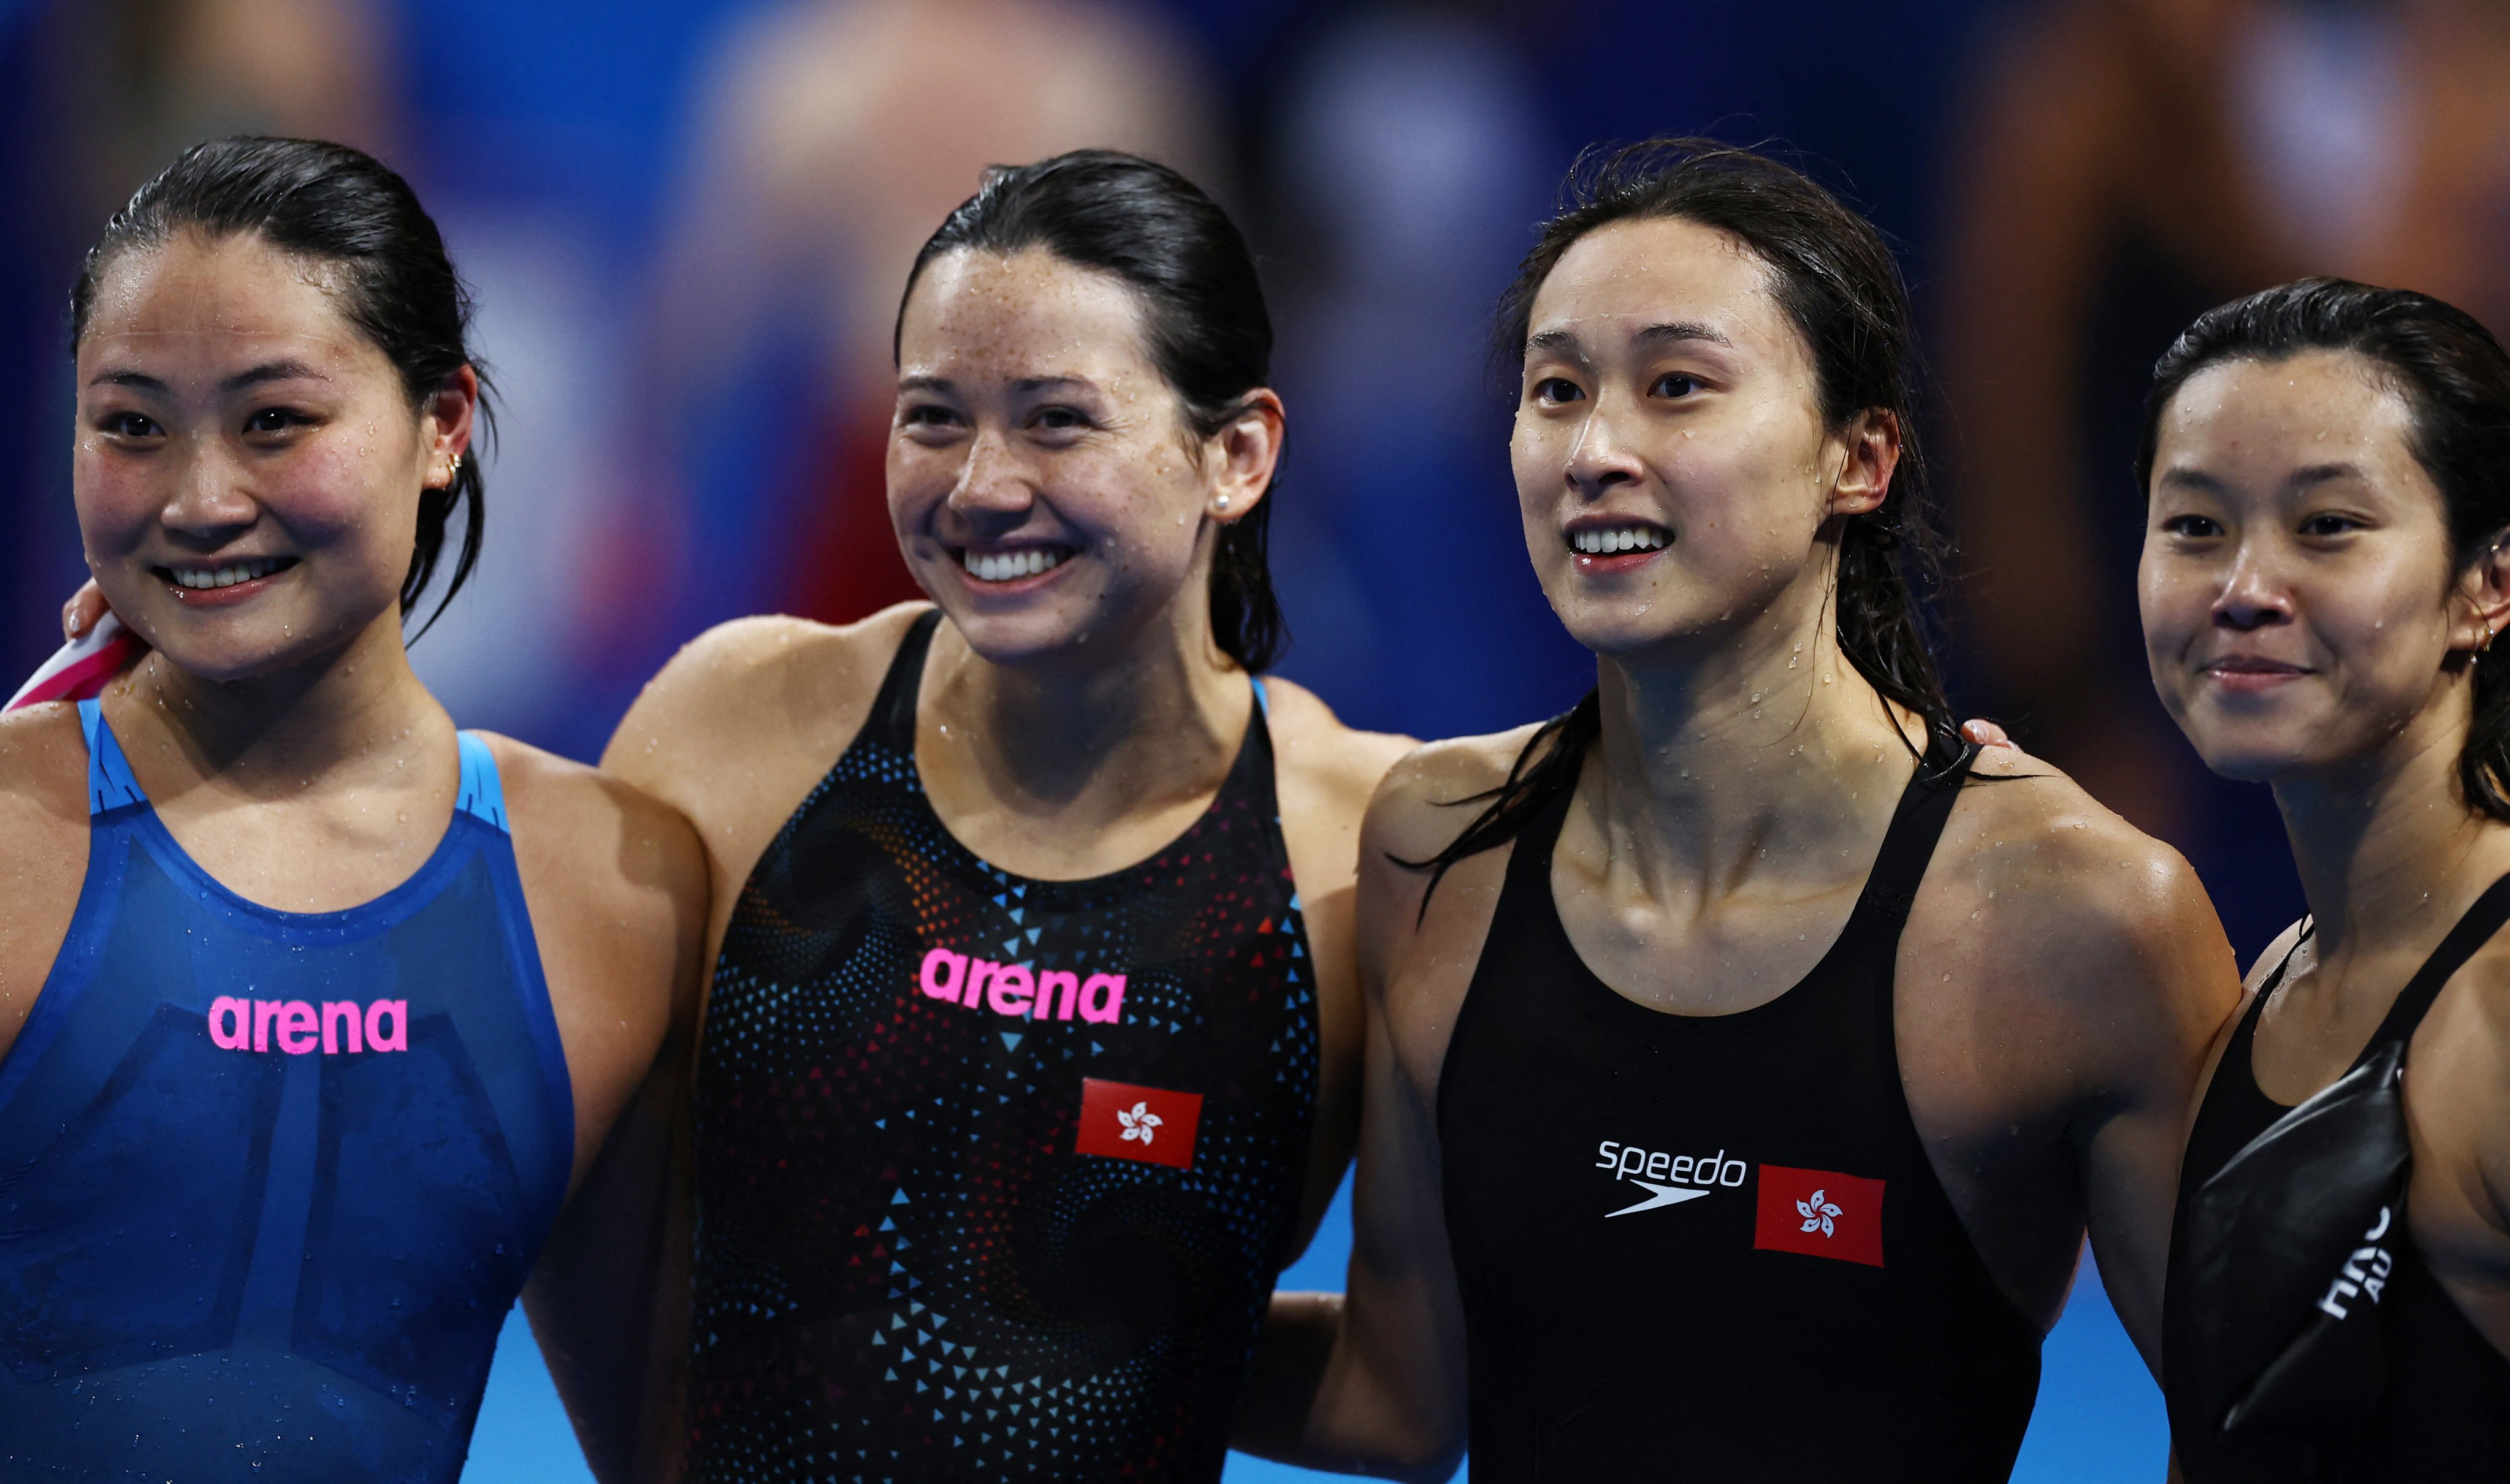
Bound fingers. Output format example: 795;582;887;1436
1961;718;2017;750
63;581;109;642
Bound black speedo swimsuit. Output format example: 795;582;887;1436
689;610;1319;1483
2165;886;2510;1482
1438;739;2042;1483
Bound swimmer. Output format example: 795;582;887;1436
1232;139;2241;1483
2146;280;2510;1478
0;138;706;1481
602;152;1408;1480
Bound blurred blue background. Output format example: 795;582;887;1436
10;0;2504;1477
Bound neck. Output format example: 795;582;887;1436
1591;598;1923;900
2272;690;2510;967
107;607;448;796
922;596;1247;816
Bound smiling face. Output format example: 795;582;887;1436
2139;350;2493;782
1509;216;1892;667
888;246;1272;668
74;230;468;683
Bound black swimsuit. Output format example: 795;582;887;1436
2166;886;2510;1482
1438;740;2043;1482
688;611;1319;1483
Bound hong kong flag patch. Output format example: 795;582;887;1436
1752;1164;1886;1267
1074;1078;1202;1171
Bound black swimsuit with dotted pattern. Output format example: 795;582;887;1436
689;611;1319;1484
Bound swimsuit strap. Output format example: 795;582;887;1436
453;732;509;833
77;698;146;816
2359;870;2510;1065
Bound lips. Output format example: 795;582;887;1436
2200;655;2311;691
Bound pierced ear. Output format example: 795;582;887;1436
1207;389;1285;524
1828;407;1901;519
424;365;482;488
2455;530;2510;656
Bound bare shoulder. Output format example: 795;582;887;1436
0;702;90;822
1947;745;2224;951
479;734;706;920
0;704;100;1055
603;603;926;809
1360;724;1547;871
1923;747;2239;1053
1256;677;1414;822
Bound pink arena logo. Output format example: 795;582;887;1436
207;997;408;1055
919;948;1124;1024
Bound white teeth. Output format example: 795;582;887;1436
960;548;1067;583
169;558;284;590
1570;527;1669;556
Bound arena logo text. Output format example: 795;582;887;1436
921;947;1126;1024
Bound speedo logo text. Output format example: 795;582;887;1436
1595;1138;1749;1218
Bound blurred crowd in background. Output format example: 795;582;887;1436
7;0;2510;962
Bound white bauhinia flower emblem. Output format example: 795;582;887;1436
1797;1189;1844;1238
1118;1102;1162;1146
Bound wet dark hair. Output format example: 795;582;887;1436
1414;138;1954;896
2140;276;2510;821
71;136;492;639
895;150;1286;672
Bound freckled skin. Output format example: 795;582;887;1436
2138;349;2510;1363
1235;215;2241;1479
0;230;708;1483
608;245;1411;1480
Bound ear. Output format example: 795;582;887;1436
2451;530;2510;658
1827;406;1901;520
1202;388;1285;524
422;365;480;488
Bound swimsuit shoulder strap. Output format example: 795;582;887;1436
77;698;147;816
863;609;945;755
1845;737;1978;938
454;731;510;834
2360;870;2510;1062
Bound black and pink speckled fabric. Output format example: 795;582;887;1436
690;611;1318;1484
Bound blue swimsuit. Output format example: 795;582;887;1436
0;701;574;1482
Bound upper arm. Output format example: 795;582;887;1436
1254;679;1416;1255
1964;766;2240;1357
1311;736;1530;1464
0;706;96;1064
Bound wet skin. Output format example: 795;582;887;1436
606;246;1412;1475
0;230;708;1483
1236;216;2242;1478
2141;349;2510;1360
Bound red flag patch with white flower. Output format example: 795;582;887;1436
1752;1163;1886;1267
1074;1077;1202;1171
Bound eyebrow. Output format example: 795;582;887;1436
895;374;1100;396
87;359;328;394
2290;462;2365;487
1524;320;1733;359
1633;320;1733;349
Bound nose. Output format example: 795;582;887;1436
159;436;258;547
1563;394;1644;499
2213;541;2294;633
943;427;1036;530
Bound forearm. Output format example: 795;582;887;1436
524;1070;695;1483
1230;1289;1463;1483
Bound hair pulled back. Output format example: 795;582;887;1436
2139;276;2510;822
1413;137;1953;897
895;149;1286;672
71;135;492;639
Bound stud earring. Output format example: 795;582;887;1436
1216;495;1232;511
